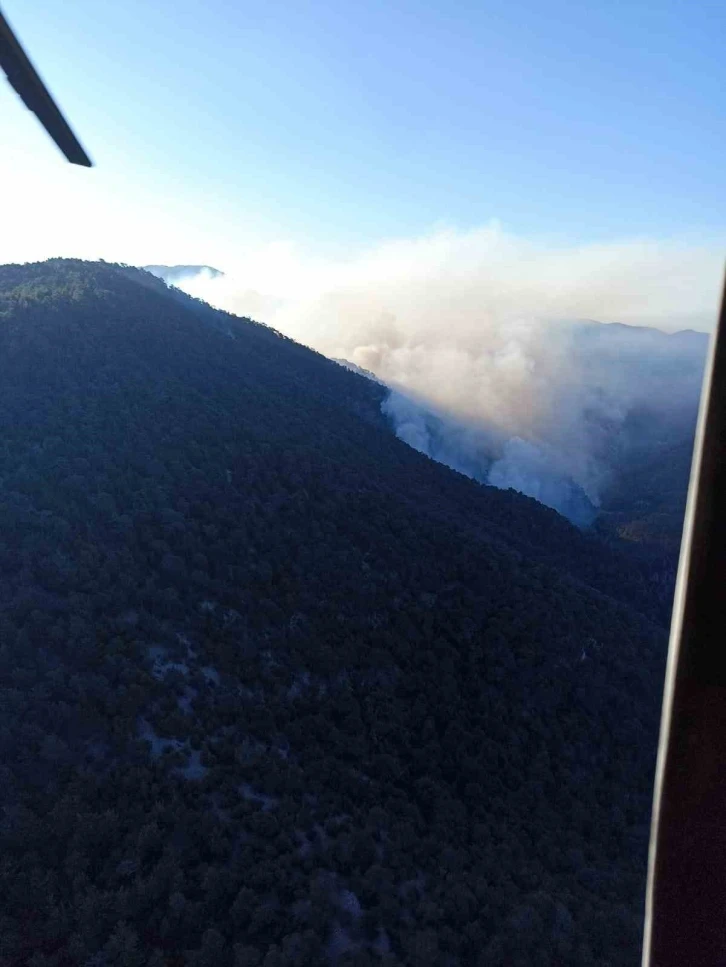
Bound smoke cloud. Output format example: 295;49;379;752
168;223;721;523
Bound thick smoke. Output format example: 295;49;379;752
168;224;720;522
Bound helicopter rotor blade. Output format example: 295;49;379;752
0;6;92;167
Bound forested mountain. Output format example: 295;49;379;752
0;259;666;967
601;438;693;543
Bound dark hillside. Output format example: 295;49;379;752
0;259;664;966
599;436;695;551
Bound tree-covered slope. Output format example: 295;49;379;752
599;434;696;551
0;259;664;967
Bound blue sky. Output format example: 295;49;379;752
2;0;724;266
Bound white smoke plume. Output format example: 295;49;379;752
168;223;722;522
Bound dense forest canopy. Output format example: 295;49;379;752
0;259;667;966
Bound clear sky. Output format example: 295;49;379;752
1;0;724;273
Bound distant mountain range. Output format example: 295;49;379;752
0;257;666;966
143;263;225;285
557;320;706;552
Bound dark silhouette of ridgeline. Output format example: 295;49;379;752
0;258;665;966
